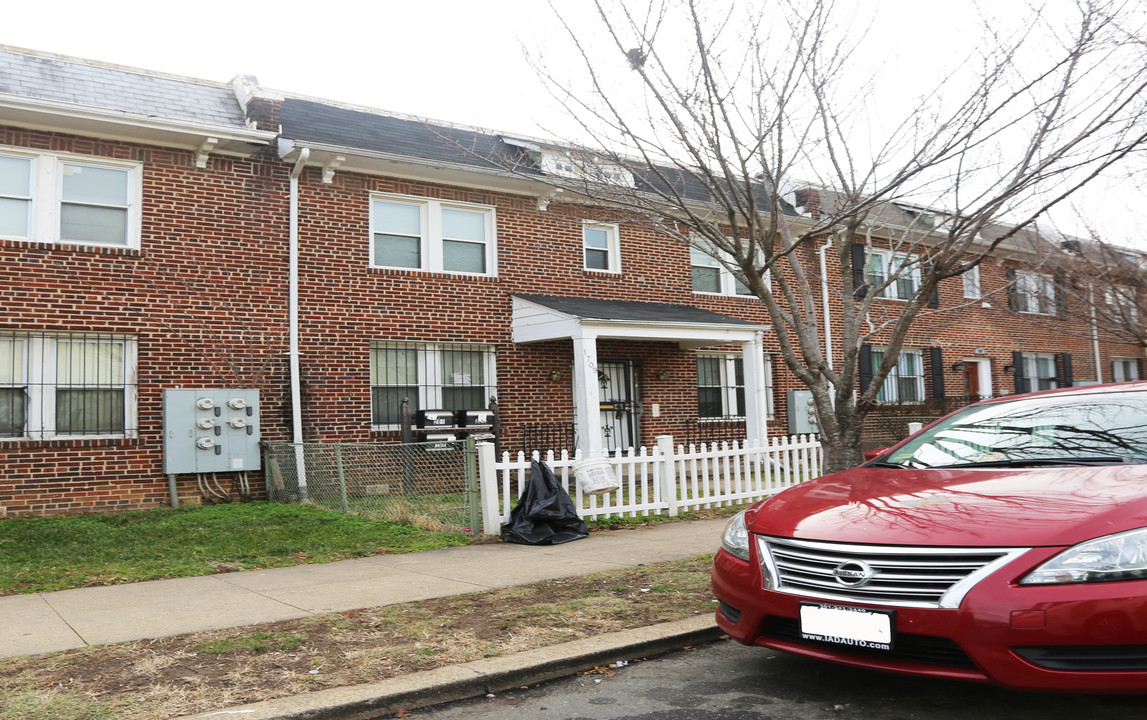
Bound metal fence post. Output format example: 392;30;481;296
335;444;349;514
464;436;480;535
657;435;678;517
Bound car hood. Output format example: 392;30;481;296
751;465;1147;547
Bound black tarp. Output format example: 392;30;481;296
501;460;589;545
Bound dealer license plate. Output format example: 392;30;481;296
799;603;895;651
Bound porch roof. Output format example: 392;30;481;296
511;294;767;349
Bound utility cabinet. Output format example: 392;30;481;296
787;390;820;436
163;389;261;474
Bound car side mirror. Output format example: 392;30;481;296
862;448;889;462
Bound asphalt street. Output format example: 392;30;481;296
407;638;1147;720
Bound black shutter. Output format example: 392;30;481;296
1055;273;1068;319
1006;267;1018;311
1012;351;1027;393
859;344;873;393
923;259;940;308
930;347;945;398
852;244;867;299
1057;353;1073;388
1138;357;1146;381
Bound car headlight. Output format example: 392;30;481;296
1021;527;1147;585
722;510;751;561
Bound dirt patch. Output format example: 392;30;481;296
0;555;717;720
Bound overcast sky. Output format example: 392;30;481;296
4;0;1143;246
3;0;992;136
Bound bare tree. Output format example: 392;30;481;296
1055;235;1147;359
506;0;1147;472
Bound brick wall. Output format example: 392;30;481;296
3;122;1141;516
0;126;291;515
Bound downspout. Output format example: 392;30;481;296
290;147;310;500
1089;282;1103;384
818;235;835;372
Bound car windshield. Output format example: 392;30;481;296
884;389;1147;469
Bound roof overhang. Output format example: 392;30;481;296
512;294;768;349
0;93;277;156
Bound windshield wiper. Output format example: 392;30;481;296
927;456;1139;469
865;461;906;469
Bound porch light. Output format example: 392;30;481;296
951;362;966;372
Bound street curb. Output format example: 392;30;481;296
173;615;723;720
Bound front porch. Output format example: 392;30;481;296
510;294;772;458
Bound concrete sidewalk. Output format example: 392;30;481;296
0;517;728;659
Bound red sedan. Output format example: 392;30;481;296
713;381;1147;692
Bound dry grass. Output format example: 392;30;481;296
0;555;716;720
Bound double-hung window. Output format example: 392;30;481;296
690;243;756;297
371;194;496;276
1024;353;1058;391
697;355;745;419
1113;358;1140;382
963;265;981;299
1014;271;1056;315
370;342;497;428
0;155;32;239
0;148;140;248
583;222;620;272
0;333;138;439
865;250;920;300
871;348;924;403
696;353;774;419
1105;286;1139;323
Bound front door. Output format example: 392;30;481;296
597;360;638;453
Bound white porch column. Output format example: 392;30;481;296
742;331;769;445
572;331;605;458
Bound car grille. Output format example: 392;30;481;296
1014;646;1147;671
758;536;1027;609
766;616;977;669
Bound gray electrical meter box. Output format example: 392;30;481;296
787;389;819;436
163;389;261;474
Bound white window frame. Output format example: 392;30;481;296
871;347;925;403
866;249;921;301
1015;271;1056;315
963;265;981;299
0;333;138;440
0;147;141;249
370;342;497;430
1112;357;1140;382
697;354;747;420
690;242;762;298
370;193;497;277
1105;286;1139;323
1024;353;1058;391
582;221;621;273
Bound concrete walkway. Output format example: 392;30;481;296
0;517;728;658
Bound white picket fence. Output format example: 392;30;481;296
478;434;823;535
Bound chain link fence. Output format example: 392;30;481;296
263;438;482;535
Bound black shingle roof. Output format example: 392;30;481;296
515;294;757;326
279;98;535;173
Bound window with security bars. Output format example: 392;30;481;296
697;355;746;419
370;342;497;427
871;348;925;403
0;332;138;438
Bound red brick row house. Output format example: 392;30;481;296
1;46;1141;514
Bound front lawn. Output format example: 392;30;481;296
0;502;470;595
